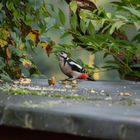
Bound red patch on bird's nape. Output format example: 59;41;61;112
79;73;89;79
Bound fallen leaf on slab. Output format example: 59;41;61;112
61;80;70;84
48;76;56;86
90;89;96;93
71;80;77;84
14;78;32;84
118;92;132;96
65;85;72;88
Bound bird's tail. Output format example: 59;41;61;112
87;77;95;81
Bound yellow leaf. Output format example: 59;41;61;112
22;59;32;68
40;42;48;49
6;47;11;59
28;29;40;44
19;43;25;50
0;39;8;47
0;28;10;40
0;28;15;48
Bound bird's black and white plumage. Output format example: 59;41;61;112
57;51;94;80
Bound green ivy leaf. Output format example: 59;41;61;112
80;20;86;34
88;21;95;35
70;14;77;31
70;0;77;14
58;8;65;25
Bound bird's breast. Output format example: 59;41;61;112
59;61;73;77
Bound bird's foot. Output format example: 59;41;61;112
66;77;77;81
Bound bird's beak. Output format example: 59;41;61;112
55;52;60;57
55;53;58;57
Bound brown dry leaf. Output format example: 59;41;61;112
118;92;132;96
48;76;56;86
41;40;55;57
19;19;32;36
16;72;22;79
6;47;11;59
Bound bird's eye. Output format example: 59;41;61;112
61;52;64;55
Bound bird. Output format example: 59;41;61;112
57;51;95;81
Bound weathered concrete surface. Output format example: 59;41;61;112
0;80;140;140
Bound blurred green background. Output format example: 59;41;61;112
32;0;120;81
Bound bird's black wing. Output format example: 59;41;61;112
67;59;85;72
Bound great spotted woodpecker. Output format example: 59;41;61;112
57;51;95;81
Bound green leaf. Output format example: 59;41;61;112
59;43;76;49
123;6;140;18
8;60;15;67
47;3;55;12
105;60;119;64
111;1;124;7
110;21;125;34
103;52;110;59
134;22;140;31
101;23;112;34
70;14;77;31
102;65;118;70
88;21;95;35
106;12;112;19
115;15;128;21
0;58;5;69
6;1;15;11
60;32;70;39
0;3;3;10
80;20;86;34
0;73;12;81
132;33;140;42
70;0;77;14
58;8;65;25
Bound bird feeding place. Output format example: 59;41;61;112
57;51;95;81
0;78;140;140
